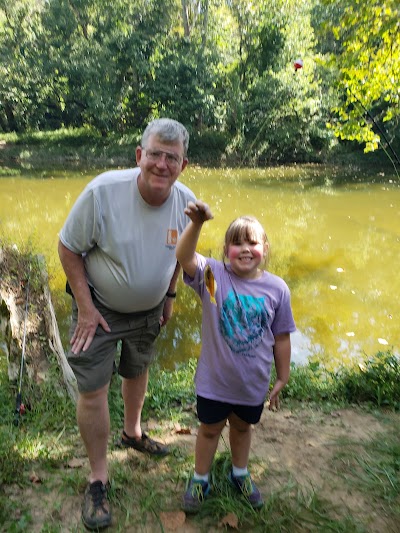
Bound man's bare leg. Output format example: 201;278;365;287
77;383;110;484
122;370;149;438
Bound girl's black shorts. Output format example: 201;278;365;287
196;395;264;425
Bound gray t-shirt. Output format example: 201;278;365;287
184;254;296;405
59;167;196;313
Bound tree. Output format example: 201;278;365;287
224;0;330;163
0;0;178;133
322;0;400;164
40;0;177;133
0;1;53;131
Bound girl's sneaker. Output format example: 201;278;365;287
229;471;263;508
182;478;210;513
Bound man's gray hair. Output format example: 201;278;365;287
141;118;189;156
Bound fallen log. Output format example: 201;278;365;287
0;246;78;403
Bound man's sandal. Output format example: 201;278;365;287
119;430;169;457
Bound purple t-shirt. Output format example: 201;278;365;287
184;254;296;405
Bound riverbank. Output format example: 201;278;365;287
1;128;395;172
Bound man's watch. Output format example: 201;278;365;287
166;291;177;299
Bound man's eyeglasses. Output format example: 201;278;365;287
142;148;183;167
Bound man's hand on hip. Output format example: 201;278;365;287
71;305;111;354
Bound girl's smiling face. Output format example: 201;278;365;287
226;239;268;279
223;216;269;279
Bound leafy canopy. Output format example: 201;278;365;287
324;0;400;153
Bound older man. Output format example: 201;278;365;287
58;118;195;530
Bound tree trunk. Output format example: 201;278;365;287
181;0;190;38
201;0;209;49
3;101;19;132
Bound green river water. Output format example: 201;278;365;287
1;164;399;369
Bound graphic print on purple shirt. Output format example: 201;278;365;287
219;290;269;355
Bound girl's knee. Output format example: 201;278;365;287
228;414;252;433
199;421;226;439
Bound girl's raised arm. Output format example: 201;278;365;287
176;200;213;278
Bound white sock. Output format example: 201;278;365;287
232;465;248;477
193;471;209;483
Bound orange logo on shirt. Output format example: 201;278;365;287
167;229;178;246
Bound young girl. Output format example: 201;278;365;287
176;200;296;512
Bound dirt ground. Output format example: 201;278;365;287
5;405;399;532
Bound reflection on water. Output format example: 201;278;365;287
1;165;399;370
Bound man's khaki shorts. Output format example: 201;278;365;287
67;296;164;393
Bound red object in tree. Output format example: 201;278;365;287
294;58;303;71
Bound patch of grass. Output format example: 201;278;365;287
280;351;400;411
0;425;25;485
183;453;367;532
0;504;33;533
0;351;399;531
333;426;400;510
146;360;197;415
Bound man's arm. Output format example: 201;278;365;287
269;333;291;410
58;240;110;354
167;261;181;295
160;261;181;327
58;241;92;307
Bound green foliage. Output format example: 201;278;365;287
281;351;400;410
0;0;344;164
0;0;48;132
149;40;222;130
336;351;400;409
188;129;230;163
146;359;197;415
226;0;333;164
134;350;400;420
322;0;400;157
282;360;337;401
0;0;177;133
9;126;110;147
